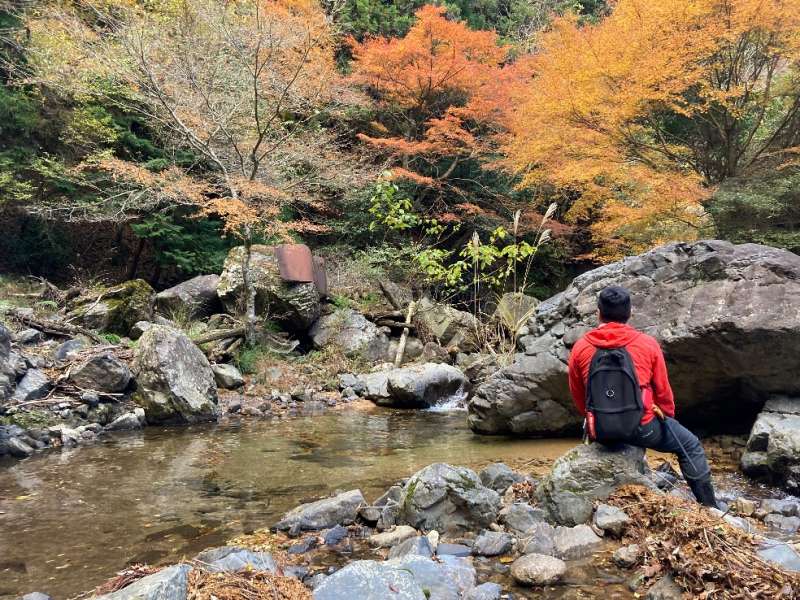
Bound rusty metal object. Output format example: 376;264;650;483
274;243;327;297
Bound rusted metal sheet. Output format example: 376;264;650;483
313;256;328;298
275;244;314;283
274;243;327;297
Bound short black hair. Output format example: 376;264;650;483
598;286;631;323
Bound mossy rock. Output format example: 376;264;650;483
68;279;154;336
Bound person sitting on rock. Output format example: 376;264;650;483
567;285;720;508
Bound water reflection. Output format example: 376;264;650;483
0;410;577;599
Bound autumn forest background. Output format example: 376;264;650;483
0;0;798;308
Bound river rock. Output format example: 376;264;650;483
53;338;86;361
194;546;277;573
217;245;320;331
593;503;631;536
480;462;523;494
537;443;652;526
275;489;365;532
465;583;502;600
105;408;146;431
553;524;602;559
472;530;514;556
309;308;390;361
11;369;51;402
132;325;219;423
510;553;566;586
758;539;800;572
155;274;221;319
415;296;480;352
313;560;427;600
0;325;16;400
741;397;800;491
357;363;467;408
388;554;476;600
399;463;501;534
21;593;51;600
765;514;800;533
613;543;642;568
69;353;132;393
521;522;556;556
6;436;34;458
470;241;800;435
16;328;44;344
760;497;800;517
500;502;547;535
97;564;191;600
67;279;154;336
646;574;682;600
388;536;434;559
211;364;244;389
369;525;418;548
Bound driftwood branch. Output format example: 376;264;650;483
192;327;247;345
6;308;107;345
394;300;416;368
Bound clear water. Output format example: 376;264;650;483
0;409;581;599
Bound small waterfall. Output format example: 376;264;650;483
427;385;468;412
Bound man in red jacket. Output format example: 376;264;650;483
568;285;719;507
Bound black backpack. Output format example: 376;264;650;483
585;345;644;442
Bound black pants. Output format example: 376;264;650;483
625;417;711;483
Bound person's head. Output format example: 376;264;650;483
597;285;631;323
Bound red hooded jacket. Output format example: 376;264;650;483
567;322;675;425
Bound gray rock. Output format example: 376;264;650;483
96;564;191;600
593;504;631;536
415;296;480;352
437;543;471;557
313;560;426;600
758;539;800;572
53;338;87;361
399;463;501;535
472;530;513;556
553;524;602;559
464;582;502;600
105;409;146;431
521;522;556;556
132;325;219;423
194;546;277;573
16;328;43;344
612;543;641;568
387;554;476;600
357;363;467;409
70;353;132;393
21;593;52;600
358;506;381;524
129;321;152;341
7;436;35;458
310;309;391;362
536;443;652;525
742;402;800;492
470;241;800;436
323;525;348;546
510;553;566;586
155;274;221;320
211;364;244;389
275;489;365;532
369;525;418;548
456;353;498;384
500;503;547;535
388;536;434;559
67;279;154;336
338;373;365;395
12;369;52;402
217;245;320;331
646;574;682;600
761;498;800;517
479;462;523;494
765;514;800;533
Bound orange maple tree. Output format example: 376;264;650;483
504;0;800;259
349;5;520;194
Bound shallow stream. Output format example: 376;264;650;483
0;408;583;599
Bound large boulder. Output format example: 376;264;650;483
67;279;154;336
536;443;652;526
0;325;17;400
399;463;501;534
217;245;320;331
741;397;800;491
131;325;219;423
355;363;468;409
155;274;222;320
415;297;480;352
96;564;191;600
313;560;427;600
309;308;391;362
470;241;800;435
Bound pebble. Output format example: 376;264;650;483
612;543;641;568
